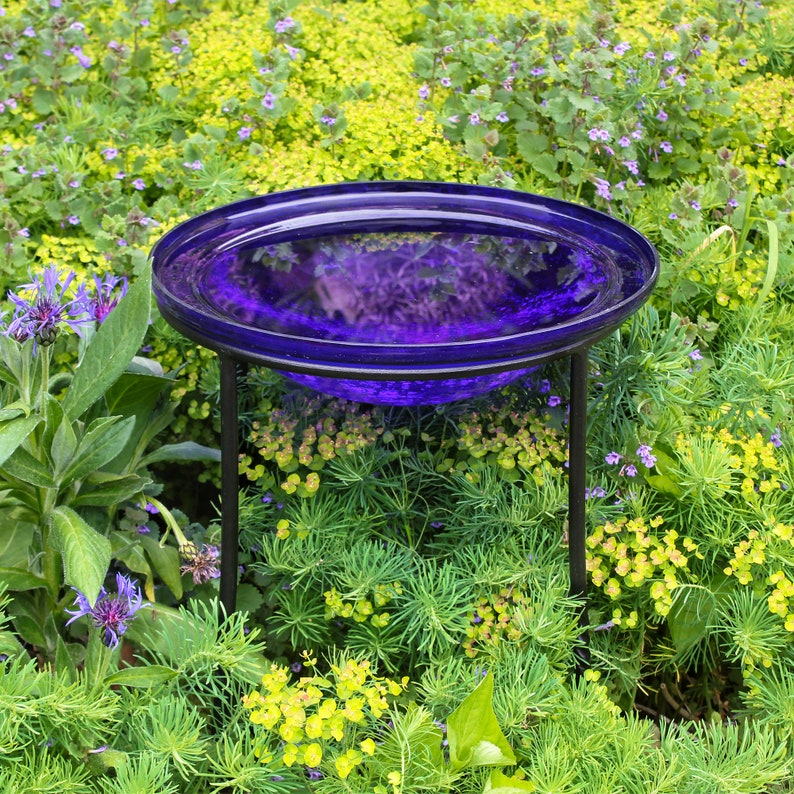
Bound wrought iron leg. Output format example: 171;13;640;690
569;348;590;668
219;355;240;618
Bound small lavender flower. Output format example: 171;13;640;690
636;445;657;468
659;141;673;153
274;16;295;33
605;451;622;465
132;178;145;190
771;431;783;448
4;266;89;345
623;464;638;477
320;115;336;126
65;573;146;648
495;111;509;122
548;395;562;407
688;348;703;361
238;126;253;140
594;178;612;201
180;542;221;584
261;91;276;110
418;84;430;100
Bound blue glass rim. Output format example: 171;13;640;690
150;180;659;379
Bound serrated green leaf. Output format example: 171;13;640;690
62;265;152;420
0;415;41;467
49;506;111;605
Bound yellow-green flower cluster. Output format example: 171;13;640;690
586;515;699;616
724;521;794;632
670;426;783;504
241;395;384;494
324;583;401;629
455;403;566;485
462;587;532;657
243;656;406;778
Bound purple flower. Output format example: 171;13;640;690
659;141;673;153
588;127;610;142
88;274;127;323
623;464;638;477
320;115;336;126
496;111;509;122
623;160;639;175
656;109;668;122
613;42;631;56
285;45;299;60
605;451;622;465
594;619;614;631
548;395;562;407
468;113;481;125
132;178;145;190
594;178;612;201
618;136;631;148
663;51;675;61
70;45;91;69
238;126;253;140
530;66;545;77
101;147;118;160
690;200;701;210
771;432;783;448
636;445;657;468
180;542;221;584
4;266;90;345
274;16;295;33
688;348;703;361
261;92;275;110
65;573;146;648
418;84;430;100
67;215;80;225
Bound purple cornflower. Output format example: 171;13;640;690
180;542;221;584
88;273;127;323
605;451;622;465
65;573;146;648
4;266;89;345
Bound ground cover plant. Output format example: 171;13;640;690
1;0;794;790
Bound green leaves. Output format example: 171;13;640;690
49;506;112;605
447;671;516;772
0;415;41;467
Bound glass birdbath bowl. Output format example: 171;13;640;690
151;181;659;629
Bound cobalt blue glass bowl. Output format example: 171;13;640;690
150;181;659;405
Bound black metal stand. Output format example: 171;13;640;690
216;351;592;648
